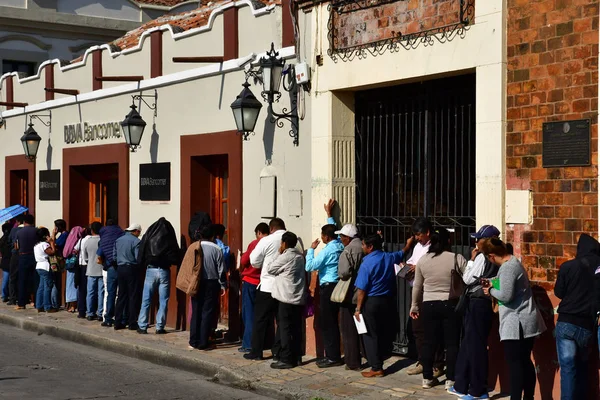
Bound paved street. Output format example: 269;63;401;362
0;324;270;400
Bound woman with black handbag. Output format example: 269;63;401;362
448;225;500;399
410;227;467;390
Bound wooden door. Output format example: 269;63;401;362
89;181;107;224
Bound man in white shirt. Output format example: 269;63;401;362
243;218;287;361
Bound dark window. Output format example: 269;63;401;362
1;60;36;77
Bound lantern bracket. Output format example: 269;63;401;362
131;90;158;118
29;111;52;127
269;101;299;146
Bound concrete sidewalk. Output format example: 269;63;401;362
0;305;508;400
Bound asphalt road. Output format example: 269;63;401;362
0;324;272;400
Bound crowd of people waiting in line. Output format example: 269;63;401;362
1;199;600;400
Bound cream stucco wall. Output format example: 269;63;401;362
306;0;507;239
0;3;312;249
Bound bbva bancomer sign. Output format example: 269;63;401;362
64;122;121;144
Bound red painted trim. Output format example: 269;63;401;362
151;31;163;78
5;155;35;217
6;76;14;111
282;0;295;47
92;50;103;91
62;143;129;229
45;64;55;101
223;7;239;61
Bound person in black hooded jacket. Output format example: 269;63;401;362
136;217;180;334
555;233;599;400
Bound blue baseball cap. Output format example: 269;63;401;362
471;225;500;240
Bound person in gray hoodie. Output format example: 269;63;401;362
481;238;546;400
268;232;306;370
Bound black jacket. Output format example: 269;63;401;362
137;217;180;269
555;233;599;330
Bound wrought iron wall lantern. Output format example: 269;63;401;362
230;43;300;146
21;111;51;162
120;90;157;152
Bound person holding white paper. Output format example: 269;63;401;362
354;234;413;378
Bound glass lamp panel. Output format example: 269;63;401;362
261;66;272;94
122;124;132;145
27;139;40;158
232;107;244;132
22;140;29;157
243;106;261;132
271;64;284;94
129;124;145;146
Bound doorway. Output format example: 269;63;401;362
5;155;35;216
191;155;229;322
355;74;476;354
9;170;29;208
63;144;129;230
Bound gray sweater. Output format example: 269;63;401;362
490;256;546;341
269;248;306;305
337;237;364;304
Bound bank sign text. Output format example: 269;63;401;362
64;122;121;144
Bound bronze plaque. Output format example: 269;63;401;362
542;119;590;167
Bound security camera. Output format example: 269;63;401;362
0;116;4;128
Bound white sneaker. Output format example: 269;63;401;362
445;380;455;390
422;378;437;389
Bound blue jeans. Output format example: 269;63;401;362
137;267;170;331
241;281;257;350
556;321;593;400
103;266;118;323
86;276;105;317
2;269;9;300
36;269;53;311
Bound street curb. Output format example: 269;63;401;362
0;313;301;400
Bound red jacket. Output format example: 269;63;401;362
241;239;261;285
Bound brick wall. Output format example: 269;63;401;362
506;0;599;287
333;0;471;51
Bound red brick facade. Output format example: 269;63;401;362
506;0;599;287
332;0;470;50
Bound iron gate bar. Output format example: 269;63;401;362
355;74;476;354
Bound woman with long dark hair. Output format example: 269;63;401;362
410;227;466;390
34;227;57;313
0;222;13;302
481;238;546;400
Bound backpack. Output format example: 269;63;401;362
188;212;212;242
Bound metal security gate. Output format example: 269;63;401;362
355;74;476;355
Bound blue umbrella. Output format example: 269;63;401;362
0;205;28;225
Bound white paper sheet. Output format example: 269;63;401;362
354;314;367;334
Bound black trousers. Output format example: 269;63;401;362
17;254;35;307
363;295;394;371
77;265;88;318
278;302;303;365
189;279;220;349
319;283;341;361
503;328;536;400
454;297;494;396
114;266;140;327
421;299;461;380
250;290;279;356
340;303;363;369
8;253;19;303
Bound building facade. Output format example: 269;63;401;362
300;0;597;397
0;0;199;75
0;0;309;336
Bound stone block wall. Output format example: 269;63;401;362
506;0;599;287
